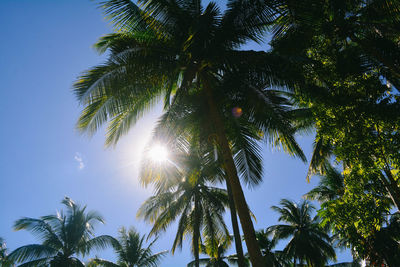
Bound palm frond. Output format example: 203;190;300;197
98;0;148;32
13;218;63;248
307;136;334;181
81;235;118;256
8;244;57;263
304;165;344;202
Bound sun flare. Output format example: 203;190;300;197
148;144;168;162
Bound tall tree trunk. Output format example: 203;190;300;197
226;180;246;267
193;194;200;267
202;80;265;267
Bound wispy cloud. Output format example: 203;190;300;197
74;152;85;170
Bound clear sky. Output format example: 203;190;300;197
0;1;352;266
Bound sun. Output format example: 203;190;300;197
148;144;169;162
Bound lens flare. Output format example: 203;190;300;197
232;107;243;118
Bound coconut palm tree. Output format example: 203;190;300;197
0;237;14;267
254;230;290;267
89;227;167;267
8;197;116;267
187;235;246;267
138;138;231;267
268;199;336;266
73;1;308;265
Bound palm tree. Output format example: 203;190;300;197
304;165;345;203
268;199;336;266
0;237;14;267
187;235;246;267
89;227;167;267
138;141;230;267
8;197;116;267
73;1;308;265
254;230;290;267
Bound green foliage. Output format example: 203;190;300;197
268;0;400;81
294;28;400;264
315;167;400;264
268;1;400;263
319;166;391;237
268;0;400;182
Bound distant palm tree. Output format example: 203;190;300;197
138;141;230;267
254;230;290;267
9;197;115;267
0;237;14;267
89;227;167;267
187;236;246;267
268;199;336;266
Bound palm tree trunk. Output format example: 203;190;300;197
226;180;247;267
202;80;265;267
193;194;200;267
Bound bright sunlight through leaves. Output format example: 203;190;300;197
148;144;168;162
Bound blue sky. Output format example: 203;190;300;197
0;1;352;265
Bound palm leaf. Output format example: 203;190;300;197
8;244;57;263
